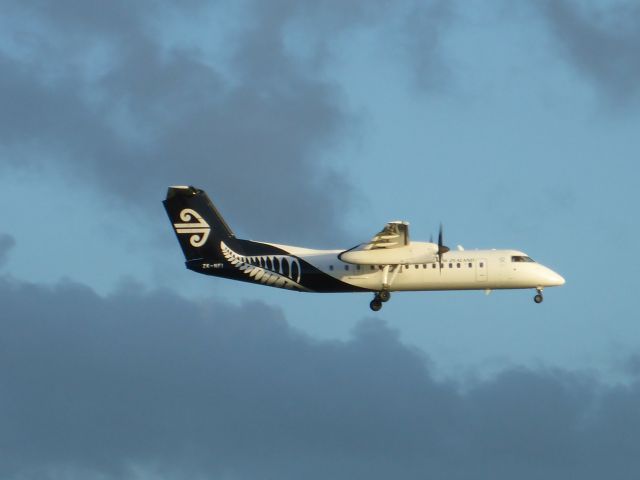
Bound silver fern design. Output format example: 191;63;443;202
220;242;310;291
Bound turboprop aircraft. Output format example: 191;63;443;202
163;186;565;311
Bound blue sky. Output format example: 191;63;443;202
2;1;640;478
3;0;638;374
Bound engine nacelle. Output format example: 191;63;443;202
339;241;439;265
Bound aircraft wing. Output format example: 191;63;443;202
338;221;438;265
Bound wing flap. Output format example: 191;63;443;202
366;221;409;250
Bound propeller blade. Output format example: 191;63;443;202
436;223;449;274
437;223;450;255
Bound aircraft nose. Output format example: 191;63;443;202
547;269;565;286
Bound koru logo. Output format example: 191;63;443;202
173;208;211;247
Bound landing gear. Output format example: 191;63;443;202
370;291;391;311
371;265;397;311
534;288;543;304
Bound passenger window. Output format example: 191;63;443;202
448;263;452;268
468;263;472;268
356;265;361;270
370;265;375;270
457;263;461;268
433;263;437;269
480;262;484;268
345;265;349;271
415;264;419;269
329;265;334;271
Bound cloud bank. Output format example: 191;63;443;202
2;272;640;479
0;0;452;245
0;234;15;267
535;0;640;106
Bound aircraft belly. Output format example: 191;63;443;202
337;275;379;291
337;268;489;292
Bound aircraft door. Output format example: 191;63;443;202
476;259;488;282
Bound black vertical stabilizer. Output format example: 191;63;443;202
163;186;235;261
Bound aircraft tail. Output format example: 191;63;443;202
163;186;235;261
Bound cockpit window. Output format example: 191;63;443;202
511;255;535;263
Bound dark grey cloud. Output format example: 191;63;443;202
534;0;640;106
624;354;640;377
2;274;640;480
0;0;353;245
0;234;15;266
403;0;455;91
0;0;455;245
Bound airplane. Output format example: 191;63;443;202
163;186;565;311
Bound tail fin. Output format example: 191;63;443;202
163;186;235;261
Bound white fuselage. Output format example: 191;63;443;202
267;244;565;293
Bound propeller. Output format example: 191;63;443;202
436;223;449;273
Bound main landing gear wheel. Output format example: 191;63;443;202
370;291;390;311
534;289;543;304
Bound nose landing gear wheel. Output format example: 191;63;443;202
534;288;544;304
370;299;383;311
